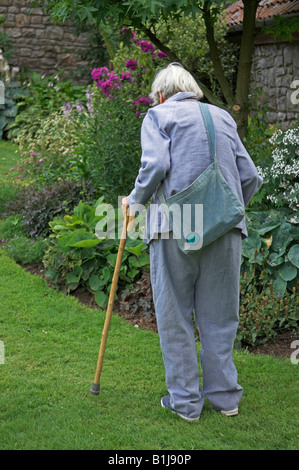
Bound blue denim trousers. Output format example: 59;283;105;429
150;229;243;419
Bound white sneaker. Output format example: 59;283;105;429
220;407;239;416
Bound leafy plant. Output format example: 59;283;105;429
119;268;155;319
76;84;143;205
43;199;150;307
241;208;299;298
15;108;89;186
0;213;26;239
1;234;48;264
3;179;88;238
6;71;86;143
237;284;298;347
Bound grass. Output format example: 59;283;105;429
0;249;298;451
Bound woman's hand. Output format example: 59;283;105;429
122;196;130;217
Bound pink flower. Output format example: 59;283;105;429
9;167;14;171
121;72;134;83
39;158;44;163
91;67;109;82
125;59;138;71
157;50;168;58
139;41;155;53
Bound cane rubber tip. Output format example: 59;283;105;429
90;382;100;396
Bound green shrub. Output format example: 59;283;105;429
0;182;20;217
237;285;298;347
76;85;143;205
3;179;93;238
15;109;88;186
7;71;86;143
0;214;26;238
1;234;48;264
43;199;150;307
241;209;299;298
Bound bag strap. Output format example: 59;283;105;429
198;102;217;166
157;101;217;204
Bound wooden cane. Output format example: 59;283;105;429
90;210;134;396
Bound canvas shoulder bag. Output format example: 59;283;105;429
157;101;245;254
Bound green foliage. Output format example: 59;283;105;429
6;72;86;143
3;180;88;238
237;286;298;347
43;199;150;307
0;213;26;239
1;234;47;264
241;209;298;299
0;16;14;59
15;109;88;186
155;10;239;100
77;85;143;205
263;16;299;42
34;0;208;28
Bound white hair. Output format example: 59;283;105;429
149;63;204;106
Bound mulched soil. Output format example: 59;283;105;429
22;262;298;360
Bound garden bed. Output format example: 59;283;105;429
22;261;297;359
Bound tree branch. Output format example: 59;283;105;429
202;3;235;106
139;23;223;106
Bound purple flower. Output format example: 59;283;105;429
157;50;168;58
132;96;152;116
30;151;35;156
125;59;138;71
62;101;73;117
139;41;155;53
121;71;134;83
91;67;109;82
100;73;121;100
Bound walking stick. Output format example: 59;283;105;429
90;210;134;396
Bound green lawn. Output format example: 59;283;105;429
0;250;298;450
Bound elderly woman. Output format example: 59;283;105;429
122;63;262;421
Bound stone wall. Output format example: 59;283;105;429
0;0;91;84
250;38;299;127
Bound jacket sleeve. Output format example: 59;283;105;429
129;110;171;208
236;133;263;206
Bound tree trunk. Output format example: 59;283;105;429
234;0;260;140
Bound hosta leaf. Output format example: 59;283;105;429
287;244;299;268
69;238;101;248
94;290;108;308
278;262;297;281
272;275;287;298
89;275;102;291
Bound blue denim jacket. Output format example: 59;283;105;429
129;92;263;242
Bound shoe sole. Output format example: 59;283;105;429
220;408;239;416
161;398;200;422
